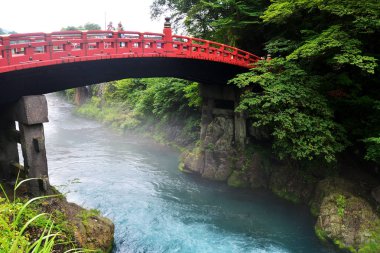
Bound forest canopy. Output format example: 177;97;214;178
151;0;380;164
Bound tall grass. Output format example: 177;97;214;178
0;176;89;253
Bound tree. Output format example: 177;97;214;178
151;0;270;52
83;22;101;30
152;0;380;165
61;22;101;31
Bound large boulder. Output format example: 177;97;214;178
42;197;114;252
312;178;380;252
310;177;357;216
182;116;234;181
315;192;380;252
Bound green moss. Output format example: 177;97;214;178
336;194;346;217
77;209;101;226
227;171;249;188
359;223;380;253
333;239;356;252
315;227;328;242
178;162;185;172
272;188;300;203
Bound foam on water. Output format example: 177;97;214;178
45;93;337;253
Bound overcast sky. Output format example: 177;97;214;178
0;0;165;33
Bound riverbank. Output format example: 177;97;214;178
68;82;380;253
0;181;114;252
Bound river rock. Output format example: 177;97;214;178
183;116;234;181
315;192;380;251
268;165;317;203
310;177;357;216
42;196;114;252
247;153;269;189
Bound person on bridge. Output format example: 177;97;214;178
117;22;125;46
107;22;115;31
117;22;124;32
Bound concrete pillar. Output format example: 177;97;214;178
199;83;247;148
8;95;49;195
200;98;214;141
74;86;89;105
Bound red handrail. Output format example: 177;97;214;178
0;27;260;73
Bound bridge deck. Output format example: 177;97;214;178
0;30;260;73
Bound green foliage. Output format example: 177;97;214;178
364;137;380;163
151;0;269;51
230;58;347;162
335;194;346;217
287;25;377;74
0;178;82;253
75;78;201;146
183;82;202;108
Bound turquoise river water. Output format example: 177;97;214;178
44;94;337;253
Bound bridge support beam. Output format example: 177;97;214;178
0;95;49;196
199;83;247;148
74;86;89;105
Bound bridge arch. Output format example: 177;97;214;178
0;19;260;104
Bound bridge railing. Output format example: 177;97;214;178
0;27;260;73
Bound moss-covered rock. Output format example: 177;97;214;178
41;197;114;252
268;165;317;203
182;116;235;181
227;170;249;188
310;177;357;216
246;153;269;189
315;192;380;252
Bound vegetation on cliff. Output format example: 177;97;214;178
71;78;201;147
0;180;114;253
152;0;380;167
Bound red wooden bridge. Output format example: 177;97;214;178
0;18;260;104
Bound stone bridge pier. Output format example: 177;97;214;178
182;83;246;181
0;95;49;196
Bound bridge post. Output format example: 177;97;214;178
199;83;246;148
163;17;173;50
182;83;247;181
0;95;50;195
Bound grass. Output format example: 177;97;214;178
0;176;91;253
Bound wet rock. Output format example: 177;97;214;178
182;148;204;174
183;116;234;181
227;170;249;188
310;177;357;216
268;165;317;203
315;192;380;252
74;210;114;252
246;153;269;189
42;196;114;252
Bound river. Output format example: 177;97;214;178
44;94;336;253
